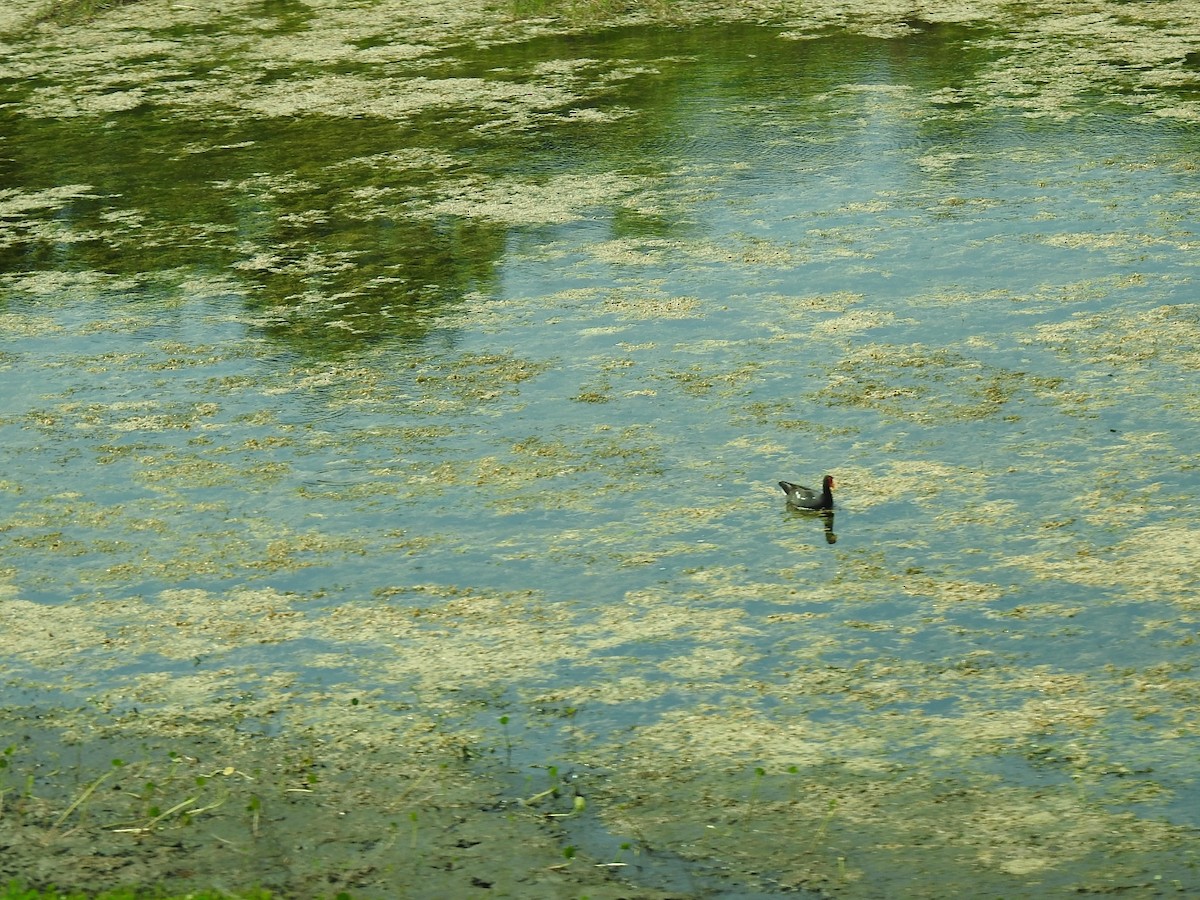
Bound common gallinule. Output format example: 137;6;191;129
778;475;834;511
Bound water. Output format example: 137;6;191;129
2;10;1199;896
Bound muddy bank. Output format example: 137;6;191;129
1;707;680;897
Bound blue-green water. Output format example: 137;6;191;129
2;11;1199;896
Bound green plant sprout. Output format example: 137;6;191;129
745;765;766;823
812;797;839;847
246;794;262;837
408;810;419;849
499;714;513;759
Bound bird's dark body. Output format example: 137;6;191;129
778;475;834;510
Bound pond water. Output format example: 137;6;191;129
2;5;1199;896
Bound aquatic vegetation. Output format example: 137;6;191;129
2;0;1199;896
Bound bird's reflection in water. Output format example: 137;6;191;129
786;508;837;544
822;511;836;544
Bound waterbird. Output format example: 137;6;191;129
778;475;834;511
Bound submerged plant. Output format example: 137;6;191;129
31;0;143;27
609;840;635;866
0;745;15;812
53;759;125;831
246;794;262;837
745;765;766;824
811;797;839;848
548;794;587;819
499;714;513;760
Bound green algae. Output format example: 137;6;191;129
3;1;1200;897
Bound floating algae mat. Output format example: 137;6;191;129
2;0;1199;895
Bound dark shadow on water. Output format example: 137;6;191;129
787;507;837;544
